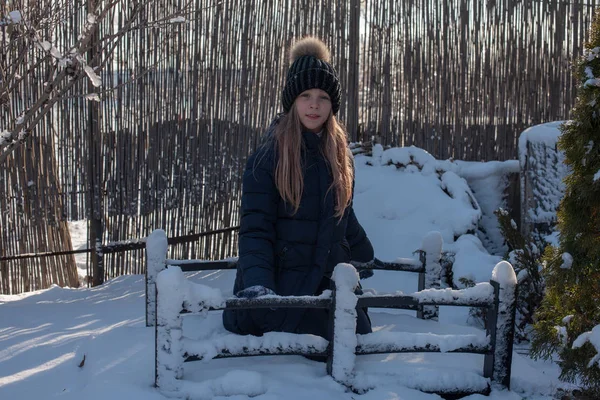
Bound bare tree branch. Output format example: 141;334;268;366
1;0;197;163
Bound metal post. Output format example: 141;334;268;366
420;231;443;320
87;0;103;287
155;268;185;393
486;262;517;389
328;264;359;386
416;250;426;319
146;229;168;326
483;292;497;379
326;284;336;377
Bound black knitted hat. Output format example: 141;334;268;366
282;37;341;115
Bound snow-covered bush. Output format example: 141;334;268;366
353;144;505;301
518;122;569;247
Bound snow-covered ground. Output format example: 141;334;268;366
0;145;575;399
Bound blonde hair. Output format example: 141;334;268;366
272;105;353;219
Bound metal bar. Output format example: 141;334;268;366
355;343;491;355
417;250;426;318
185;348;328;363
164;257;423;274
483;284;498;379
181;296;332;313
351;257;423;273
0;248;93;261
154;285;159;387
421;387;490;397
166;259;238;271
357;295;492;308
0;227;241;261
167;226;240;245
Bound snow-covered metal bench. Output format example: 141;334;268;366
146;229;517;397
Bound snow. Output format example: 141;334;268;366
455;160;520;180
0;10;22;25
412;282;494;304
146;227;168;267
562;315;574;325
0;130;11;146
421;231;443;317
583;64;600;88
156;267;187;320
492;261;518;286
583;78;600;87
84;93;101;102
352;367;490;395
0;275;565;399
182;332;328;362
446;235;503;288
83;65;102;87
332;263;360;291
1;144;573;399
156;266;225;313
331;263;360;384
146;229;169;326
594;170;600;181
518;121;564;156
586;47;600;61
357;330;489;353
178;370;266;399
352;146;506;293
573;325;600;368
518;122;568;246
489;262;518;387
457;161;519;255
560;253;573;269
9;10;22;23
555;326;568;346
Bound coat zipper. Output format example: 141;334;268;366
277;246;288;282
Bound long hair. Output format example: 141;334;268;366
272;105;353;218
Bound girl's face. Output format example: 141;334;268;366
294;88;331;133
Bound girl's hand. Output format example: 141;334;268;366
236;285;276;298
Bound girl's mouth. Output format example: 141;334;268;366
306;115;320;120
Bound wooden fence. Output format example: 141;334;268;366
359;0;600;160
1;0;599;294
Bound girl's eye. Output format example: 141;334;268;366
321;96;330;101
301;93;310;98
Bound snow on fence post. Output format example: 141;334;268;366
483;261;517;389
146;229;168;327
155;266;186;393
418;231;443;320
327;263;359;386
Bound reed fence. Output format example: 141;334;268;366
1;0;598;294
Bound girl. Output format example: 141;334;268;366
223;37;374;340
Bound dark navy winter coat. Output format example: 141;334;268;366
222;127;374;339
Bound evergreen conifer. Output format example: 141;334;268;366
531;11;600;396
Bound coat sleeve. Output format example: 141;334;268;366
237;148;279;291
345;204;374;262
345;158;374;263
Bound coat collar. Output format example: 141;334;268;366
302;131;322;151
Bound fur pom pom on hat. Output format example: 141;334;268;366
282;37;341;115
